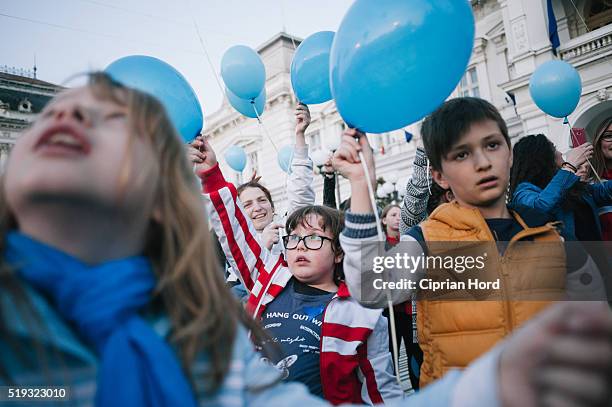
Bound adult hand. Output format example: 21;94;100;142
499;302;612;407
565;143;594;169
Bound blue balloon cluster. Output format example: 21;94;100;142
224;145;247;172
105;55;203;143
291;31;335;104
329;0;475;133
221;45;266;100
529;60;582;118
226;87;266;119
221;45;267;118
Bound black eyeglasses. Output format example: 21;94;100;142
283;234;333;250
601;132;612;142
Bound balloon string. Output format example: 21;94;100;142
565;116;602;183
252;102;279;153
358;150;402;387
185;0;226;95
334;172;341;210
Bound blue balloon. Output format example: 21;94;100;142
277;145;294;173
291;31;335;104
224;145;247;172
221;45;266;100
330;0;475;133
105;55;203;143
226;87;266;118
529;60;582;118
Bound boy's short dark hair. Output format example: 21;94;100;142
285;205;344;283
421;97;510;171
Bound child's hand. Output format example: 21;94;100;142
189;136;217;172
332;128;375;186
295;103;311;136
261;222;283;249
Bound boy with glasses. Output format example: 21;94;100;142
194;139;403;405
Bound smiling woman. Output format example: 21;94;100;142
237;177;275;232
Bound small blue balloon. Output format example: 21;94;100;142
529;60;582;118
224;145;247;172
221;45;266;101
291;31;335;104
226;87;266;118
330;0;475;133
277;145;294;173
105;55;203;143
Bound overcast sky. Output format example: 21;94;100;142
1;0;353;128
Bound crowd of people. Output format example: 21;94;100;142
1;72;611;406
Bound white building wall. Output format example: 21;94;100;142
204;0;612;212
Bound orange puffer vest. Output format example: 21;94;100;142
417;202;566;386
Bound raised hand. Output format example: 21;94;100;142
295;103;311;136
332;128;375;187
187;136;217;173
565;142;594;169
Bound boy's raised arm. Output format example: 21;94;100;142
285;103;316;216
333;129;424;308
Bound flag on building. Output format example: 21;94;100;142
404;130;413;143
547;0;560;55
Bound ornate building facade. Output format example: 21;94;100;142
0;67;63;170
204;0;612;212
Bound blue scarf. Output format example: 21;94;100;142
5;232;197;407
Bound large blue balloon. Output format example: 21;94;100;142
224;145;247;172
529;60;582;118
330;0;475;133
277;145;294;173
105;55;203;143
291;31;334;104
221;45;266;101
226;87;266;118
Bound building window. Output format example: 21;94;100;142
586;1;612;31
459;67;480;98
336;122;346;136
307;131;321;150
249;151;259;175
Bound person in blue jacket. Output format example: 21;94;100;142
510;134;612;241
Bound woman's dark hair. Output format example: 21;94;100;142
237;174;274;209
510;134;587;211
285;205;344;284
427;183;451;215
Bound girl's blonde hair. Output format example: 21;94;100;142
0;72;264;391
